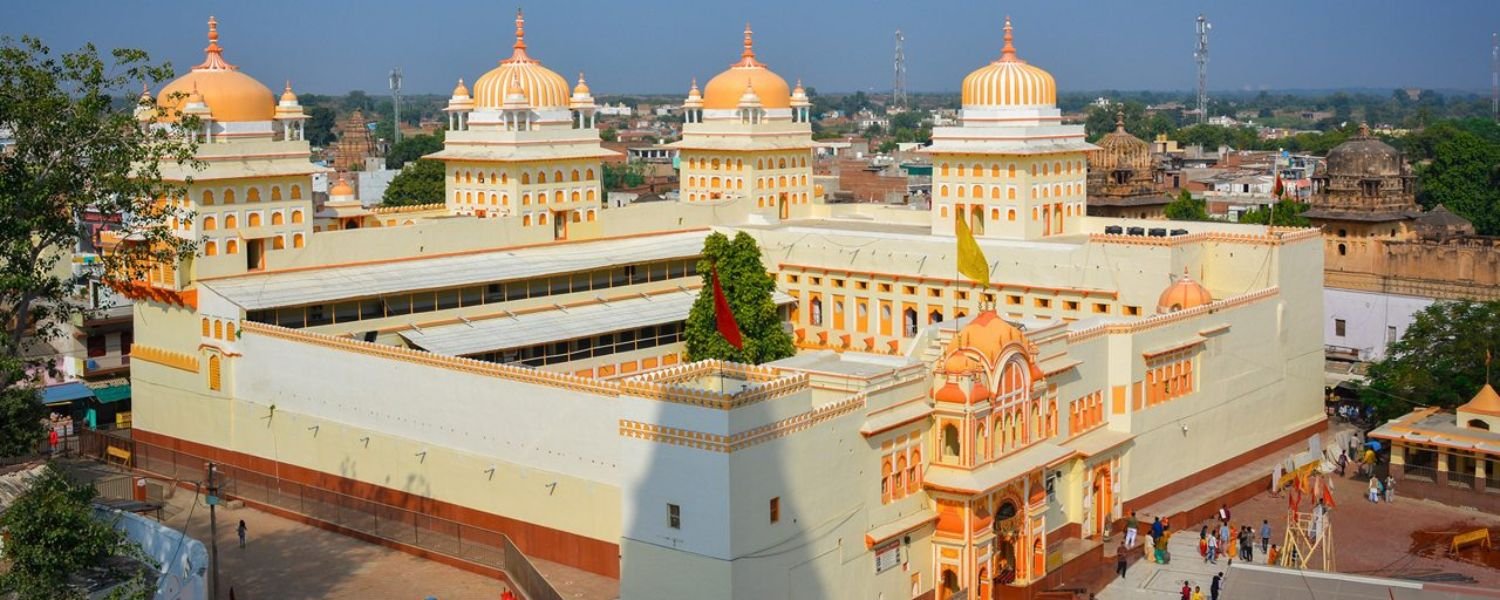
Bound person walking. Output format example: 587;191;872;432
1368;477;1379;503
237;520;247;549
1206;532;1218;564
1198;527;1208;559
1192;585;1205;600
1260;520;1272;553
1181;581;1192;600
1152;516;1164;540
1384;475;1396;503
1267;544;1280;566
1116;541;1129;578
48;427;59;457
1125;511;1139;549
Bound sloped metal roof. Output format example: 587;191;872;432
201;230;709;310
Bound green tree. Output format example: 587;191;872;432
385;130;445;169
1361;300;1500;422
600;128;618;142
602;163;644;192
382;159;446;206
1164;190;1210;221
0;341;44;457
0;465;155;599
1238;200;1310;227
684;232;795;364
0;36;195;456
305;105;336;146
1411;124;1500;235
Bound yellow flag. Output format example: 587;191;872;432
955;215;990;287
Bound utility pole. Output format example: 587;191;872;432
1491;33;1497;121
1195;14;1211;124
893;30;907;110
206;462;221;600
389;67;403;144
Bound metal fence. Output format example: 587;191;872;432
1401;465;1437;482
79;430;562;600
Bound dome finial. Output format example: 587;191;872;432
514;8;527;51
196;15;234;70
742;23;756;60
1358;122;1370;137
1000;16;1018;61
1115;108;1126;132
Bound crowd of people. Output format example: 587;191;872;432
1114;505;1289;600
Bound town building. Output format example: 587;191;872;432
1370;383;1500;512
118;15;1325;600
1085;112;1171;219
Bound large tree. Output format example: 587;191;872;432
0;465;155;599
1361;300;1500;421
0;36;195;455
382;158;445;206
1410;123;1500;235
384;130;444;169
1238;200;1309;227
684;231;795;364
1164;190;1211;222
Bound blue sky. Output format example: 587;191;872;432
2;1;1498;95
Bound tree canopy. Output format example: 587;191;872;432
0;465;154;599
385;130;444;169
684;232;795;364
1164;190;1211;221
381;159;446;206
1406;121;1500;235
0;36;195;455
1361;300;1500;422
1238;200;1309;227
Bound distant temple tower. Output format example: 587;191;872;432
1086;110;1171;219
332;108;376;173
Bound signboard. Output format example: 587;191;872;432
875;541;902;573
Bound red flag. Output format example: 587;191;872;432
712;268;744;350
1272;172;1284;198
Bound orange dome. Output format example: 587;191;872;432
943;351;980;375
936;502;964;534
961;17;1056;108
472;10;571;109
946;311;1029;366
970;380;993;402
934;381;967;404
1157;271;1213;313
702;25;791;110
329;176;354;197
157;17;275;123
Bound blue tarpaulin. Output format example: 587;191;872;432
41;382;94;405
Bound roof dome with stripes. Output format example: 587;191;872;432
473;10;571;110
961;17;1056;109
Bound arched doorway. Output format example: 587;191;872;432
1093;467;1113;538
939;569;960;600
778;192;789;220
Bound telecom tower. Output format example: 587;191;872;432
893;30;907;109
389;67;403;144
1195;14;1211;124
1491;33;1497;121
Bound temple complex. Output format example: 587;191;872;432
1085;111;1172;219
117;14;1326;600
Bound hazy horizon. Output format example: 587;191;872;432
3;1;1498;96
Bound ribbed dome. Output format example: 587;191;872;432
1091;110;1151;172
157;17;275;123
961;17;1056;108
472;10;571;110
946;311;1028;366
702;25;791;110
1157;271;1213;314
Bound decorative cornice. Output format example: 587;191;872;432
618;393;866;452
132;344;201;373
1066;287;1279;344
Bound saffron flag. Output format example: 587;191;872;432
954;216;990;287
1272;172;1284;199
712;268;744;350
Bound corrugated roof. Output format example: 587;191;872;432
201;231;709;310
397;290;794;357
41;382;94;405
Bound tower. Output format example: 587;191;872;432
1195;14;1211;124
389;67;403;144
893;30;907;109
1491;33;1497;121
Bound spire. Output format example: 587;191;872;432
505;8;533;63
1358;122;1371;137
195;16;235;70
999;16;1018;62
1115;108;1126;133
742;23;755;60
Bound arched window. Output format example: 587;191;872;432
1008;164;1016;177
957;164;966;177
522;193;531;206
225;214;238;229
247;188;261;202
942;424;961;458
585;168;594;180
904;308;918;337
248;213;262;227
991;164;1000;177
291;210;303;224
571;169;580;181
201;190;215;205
972;163;983;176
881;459;893;503
894;455;907;499
977;423;989;462
290;185;302;200
1337;243;1347;256
1470;419;1491;430
571;191;581;202
201;318;210;336
501;172;509;183
207;354;221;391
204;240;218;256
223;189;236;204
957;186;966;198
539;213;549;225
293;233;305;248
1008;187;1017;200
554;170;563;182
779;158;788;169
810;295;824;326
273;236;285;250
972;185;982;198
271;186;282;201
571;211;581;223
522;214;532;226
553;190;564;204
907;448;921;492
929;310;943;324
465;171;473;183
991;187;1002;199
227;239;238;254
454;171;461;183
587;210;596;222
587;190;596;202
521;172;531;184
477;172;486;183
203;216;217;231
213;320;223;339
271;212;285;226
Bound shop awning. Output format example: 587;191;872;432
92;384;131;404
41;382;94;406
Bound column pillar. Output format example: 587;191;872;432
1388;443;1404;478
1474;455;1485;493
1436;450;1449;486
